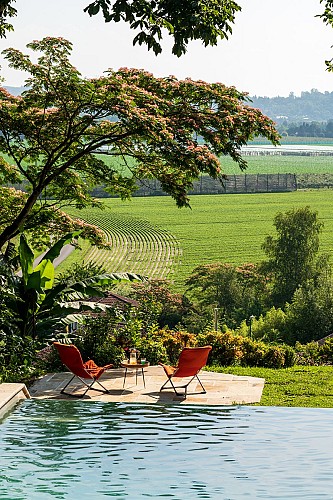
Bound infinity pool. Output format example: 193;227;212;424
0;400;332;499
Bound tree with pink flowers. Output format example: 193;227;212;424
0;36;279;250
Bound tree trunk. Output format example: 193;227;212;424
0;189;41;250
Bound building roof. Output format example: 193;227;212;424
87;291;139;309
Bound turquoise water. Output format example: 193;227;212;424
0;401;332;499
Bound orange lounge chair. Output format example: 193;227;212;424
53;342;113;397
159;346;212;398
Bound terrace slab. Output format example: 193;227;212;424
29;366;265;405
0;383;31;420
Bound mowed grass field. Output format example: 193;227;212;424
96;150;333;176
221;154;333;175
65;190;333;288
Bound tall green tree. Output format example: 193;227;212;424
0;36;279;251
285;273;333;344
261;206;323;306
185;262;268;328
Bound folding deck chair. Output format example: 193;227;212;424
53;342;113;397
159;346;212;398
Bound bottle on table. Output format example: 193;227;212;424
130;349;137;364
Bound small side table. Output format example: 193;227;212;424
121;362;149;388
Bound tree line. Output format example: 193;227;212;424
250;90;333;124
282;119;333;138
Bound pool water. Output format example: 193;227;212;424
0;401;332;499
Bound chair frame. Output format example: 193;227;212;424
53;342;112;398
59;366;111;398
159;346;212;398
160;373;207;398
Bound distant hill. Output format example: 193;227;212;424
4;86;25;96
249;89;333;124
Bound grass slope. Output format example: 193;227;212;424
208;366;333;407
65;190;333;288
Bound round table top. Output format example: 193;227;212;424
121;361;149;368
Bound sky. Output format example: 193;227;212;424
0;0;333;97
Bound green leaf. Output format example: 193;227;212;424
42;231;82;263
19;234;34;286
27;259;54;292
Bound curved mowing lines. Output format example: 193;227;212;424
161;230;174;277
147;231;160;276
153;230;169;277
128;219;160;276
76;213;181;279
144;229;161;277
163;231;181;278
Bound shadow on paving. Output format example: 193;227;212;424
29;365;265;406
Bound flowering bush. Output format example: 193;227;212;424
151;329;196;364
196;330;296;368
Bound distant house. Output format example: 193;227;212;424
68;292;139;333
317;333;333;345
86;292;139;310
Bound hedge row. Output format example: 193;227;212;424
45;327;333;373
139;330;333;369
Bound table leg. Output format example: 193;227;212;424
123;367;128;388
142;367;146;388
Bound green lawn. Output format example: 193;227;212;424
207;366;333;407
221;154;333;175
65;190;333;288
98;149;333;175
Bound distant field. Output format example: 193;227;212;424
65;190;333;288
249;137;333;146
96;150;333;176
221;154;333;175
4;139;333;182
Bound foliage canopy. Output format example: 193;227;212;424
1;1;333;59
0;0;242;55
84;0;241;56
261;206;324;305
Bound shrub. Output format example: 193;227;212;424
320;338;333;364
135;337;168;365
241;337;267;367
262;345;286;369
295;339;333;366
153;329;196;364
62;312;127;367
0;330;42;383
281;344;296;367
196;330;243;366
195;329;296;368
294;341;322;365
251;307;287;343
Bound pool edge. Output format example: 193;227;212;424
0;383;31;419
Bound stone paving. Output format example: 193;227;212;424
0;383;31;419
29;365;265;405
